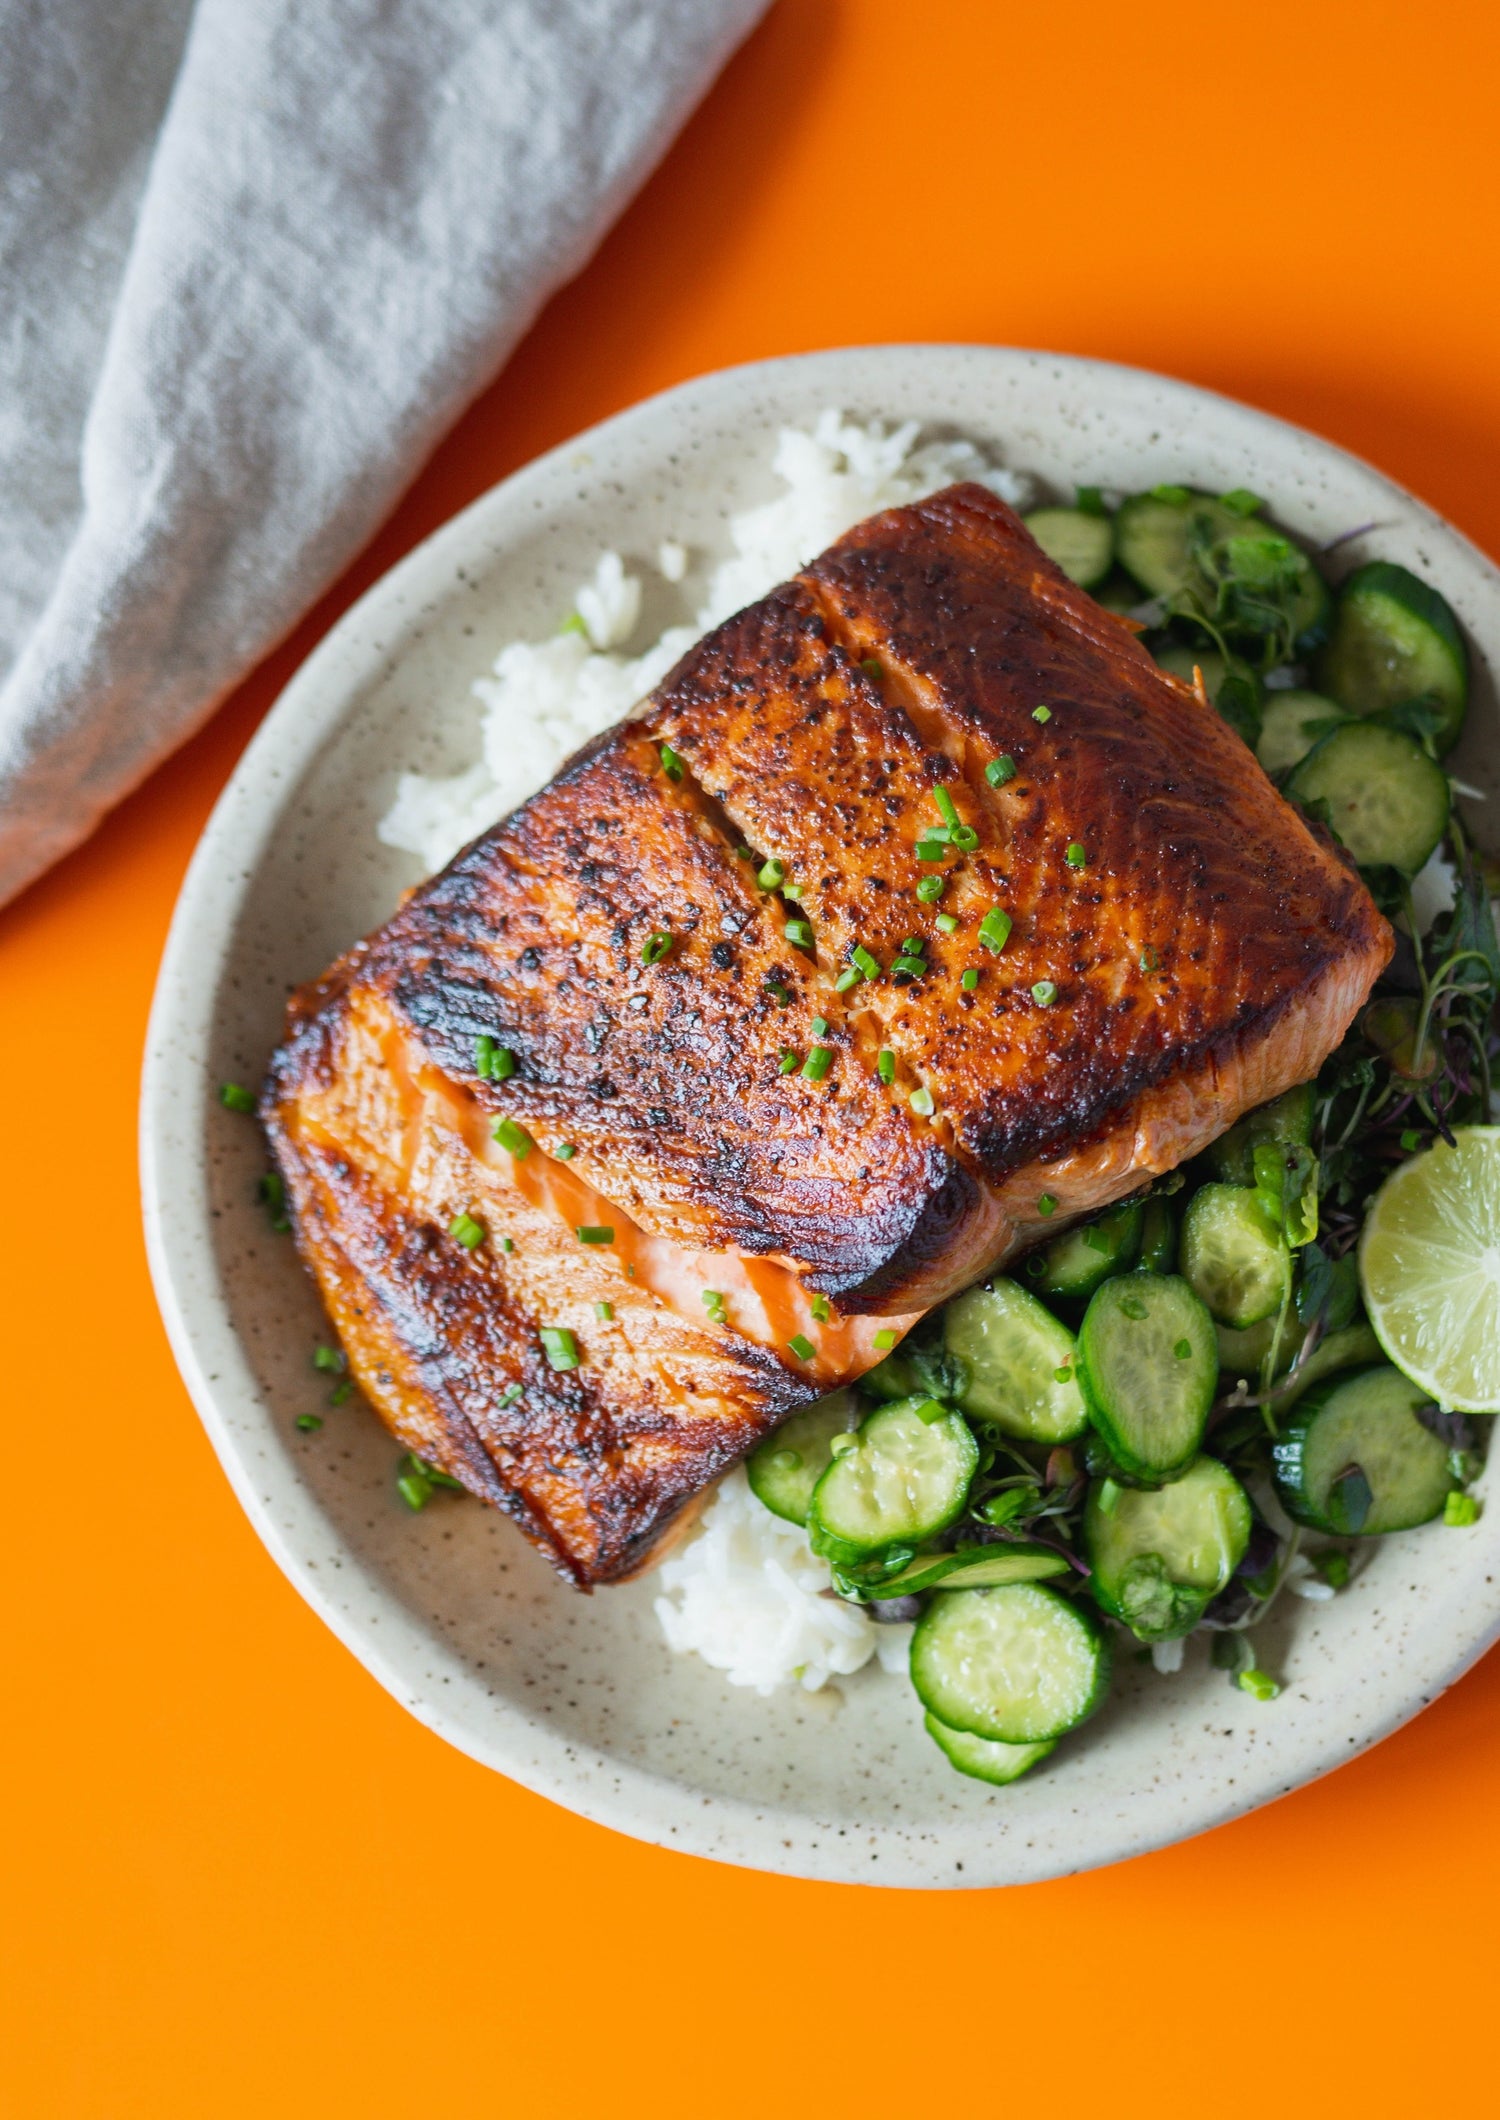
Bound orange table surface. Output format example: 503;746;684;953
7;2;1500;2111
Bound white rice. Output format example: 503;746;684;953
378;410;1032;875
653;1468;913;1695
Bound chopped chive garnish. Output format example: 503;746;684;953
961;968;979;990
540;1326;579;1371
1053;1366;1073;1384
596;1301;614;1322
1031;980;1059;1006
258;1170;291;1232
852;944;881;981
802;1046;833;1082
1037;1193;1057;1216
757;857;785;890
313;1344;346;1374
1097;1478;1121;1516
659;742;685;781
295;1414;323;1432
909;1086;935;1116
449;1211;486;1249
494;1117;532;1158
1032;704;1052;723
915;839;949;863
1400;1128;1422;1152
1238;1669;1280;1701
329;1379;353;1406
1075;485;1107;516
951;823;979;851
556;1143;577;1161
933;786;961;830
936;913;958;934
986;755;1017;787
475;1035;516;1081
811;1294;831;1322
576;1226;615;1244
220;1082;256;1113
702;1289;727;1323
501;1236;514;1254
782;882;803;901
1065;842;1087;868
916;875;945;904
834;967;861;992
873;1328;897;1351
978;907;1013;953
736;845;755;861
778;1050;800;1074
784;918;815;949
891;954;926;980
787;1335;817;1362
860;656;883;678
396;1470;432;1511
1152;483;1191;504
1139;946;1160;974
811;1015;829;1036
1219;487;1263;517
1173;1337;1192;1359
876;1051;895;1088
559;611;589;638
500;1381;523;1405
1446;1491;1480;1526
901;935;925;954
767;981;792;1005
641;929;674;965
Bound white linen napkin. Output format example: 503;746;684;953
0;0;767;907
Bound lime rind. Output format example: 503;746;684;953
1359;1127;1500;1412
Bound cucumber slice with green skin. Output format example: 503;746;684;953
1285;720;1450;875
746;1389;862;1525
847;1542;1070;1600
1025;506;1114;588
1317;560;1468;754
1076;1273;1218;1480
923;1713;1056;1787
1213;1315;1380;1394
1206;1082;1314;1186
1272;1363;1455;1534
1137;1196;1178;1274
943;1280;1088;1443
1181;1183;1291;1329
807;1396;978;1563
910;1583;1112;1745
1276;1321;1383;1410
1256;689;1352;778
1084;1456;1252;1641
859;1347;920;1402
1024;1200;1143;1303
1117;494;1330;650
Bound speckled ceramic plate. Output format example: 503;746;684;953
142;347;1500;1887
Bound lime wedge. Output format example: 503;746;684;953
1359;1127;1500;1412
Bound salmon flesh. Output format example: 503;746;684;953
263;483;1391;1584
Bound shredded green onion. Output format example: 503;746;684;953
757;858;785;891
860;656;883;679
449;1211;486;1249
852;944;881;981
1037;1193;1057;1216
909;1086;935;1116
1065;842;1087;869
961;968;979;990
811;1294;831;1322
702;1289;727;1324
779;1050;800;1074
596;1301;614;1322
801;1046;833;1082
556;1143;577;1161
951;823;979;851
500;1382;523;1405
295;1414;323;1433
784;918;815;949
834;967;861;992
811;1015;829;1036
1032;704;1052;723
1238;1669;1280;1701
933;786;960;830
873;1328;897;1351
978;907;1012;952
1139;946;1159;974
877;1048;895;1085
916;875;944;904
787;1335;816;1362
540;1326;579;1371
936;913;958;934
986;755;1017;787
641;930;674;965
494;1117;532;1158
313;1345;345;1374
576;1226;614;1245
219;1082;256;1113
1031;980;1059;1006
659;742;685;780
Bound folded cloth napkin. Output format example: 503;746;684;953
0;0;767;908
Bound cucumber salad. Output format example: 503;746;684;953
733;482;1500;1789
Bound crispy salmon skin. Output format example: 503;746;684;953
263;482;1390;1584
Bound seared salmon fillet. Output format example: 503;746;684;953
264;481;1391;1585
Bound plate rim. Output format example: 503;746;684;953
141;342;1500;1888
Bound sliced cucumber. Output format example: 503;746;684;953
1318;560;1468;754
1025;1200;1143;1303
1137;1196;1178;1274
1085;1456;1252;1641
910;1583;1112;1745
942;1280;1088;1443
808;1396;978;1562
859;1346;920;1402
1118;492;1329;649
746;1389;862;1525
1276;1321;1382;1410
1285;720;1450;874
1024;506;1114;589
1181;1183;1291;1329
1213;1316;1380;1397
1256;689;1352;778
924;1713;1056;1787
1215;1313;1288;1379
1076;1273;1218;1480
851;1542;1069;1599
1206;1082;1314;1187
1152;641;1264;747
1272;1363;1455;1534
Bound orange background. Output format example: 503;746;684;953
6;2;1500;2111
